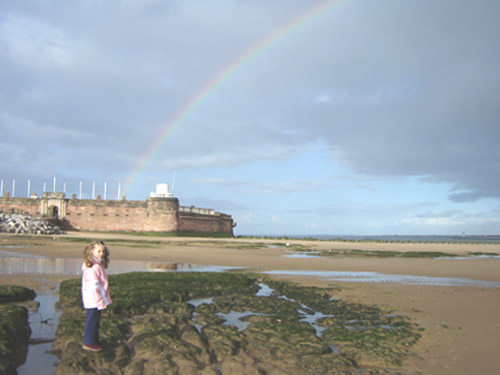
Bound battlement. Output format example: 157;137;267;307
179;206;215;215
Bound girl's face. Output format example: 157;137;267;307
92;245;106;260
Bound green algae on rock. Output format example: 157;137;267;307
0;284;36;303
0;285;34;375
55;272;422;375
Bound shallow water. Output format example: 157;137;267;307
216;310;268;331
255;282;274;297
283;251;500;260
282;251;321;258
0;249;238;275
0;250;238;375
188;282;335;339
263;270;500;287
4;248;499;374
17;294;61;375
298;307;335;337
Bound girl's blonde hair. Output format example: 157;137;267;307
83;240;110;269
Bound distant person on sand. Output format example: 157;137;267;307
81;240;112;352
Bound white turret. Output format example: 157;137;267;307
150;183;173;198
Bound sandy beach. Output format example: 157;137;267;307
2;232;500;375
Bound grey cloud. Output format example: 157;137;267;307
155;139;307;170
1;0;499;202
184;196;249;212
272;1;500;201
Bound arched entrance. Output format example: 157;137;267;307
40;192;67;219
48;205;59;218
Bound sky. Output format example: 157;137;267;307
1;0;499;236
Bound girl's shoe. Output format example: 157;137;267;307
82;343;103;352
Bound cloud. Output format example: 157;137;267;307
316;94;333;104
272;0;500;202
396;209;499;229
1;0;499;218
183;195;249;212
0;14;77;67
191;176;332;195
156;144;305;170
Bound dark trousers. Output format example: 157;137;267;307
83;308;102;345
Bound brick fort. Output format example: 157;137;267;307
0;183;236;236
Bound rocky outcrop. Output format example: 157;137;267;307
0;285;34;375
55;272;422;375
0;212;62;234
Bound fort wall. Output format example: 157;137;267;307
0;197;41;217
0;192;235;236
178;210;234;234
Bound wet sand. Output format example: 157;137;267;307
2;232;500;375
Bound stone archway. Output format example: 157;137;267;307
48;205;59;218
40;192;67;219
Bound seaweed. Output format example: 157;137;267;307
0;285;36;303
0;285;34;375
55;272;422;374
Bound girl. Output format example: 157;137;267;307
81;240;112;352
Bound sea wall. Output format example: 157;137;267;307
0;193;234;236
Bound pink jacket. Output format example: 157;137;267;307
81;262;112;310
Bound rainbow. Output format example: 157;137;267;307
124;0;343;196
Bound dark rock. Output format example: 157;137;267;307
0;286;35;375
0;285;36;304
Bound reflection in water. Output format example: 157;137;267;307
17;295;61;375
0;250;236;275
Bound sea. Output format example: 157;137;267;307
246;234;500;244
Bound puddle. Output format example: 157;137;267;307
216;310;268;331
188;298;214;333
283;251;500;260
283;251;321;258
189;285;276;333
189;297;274;333
17;294;61;375
0;250;238;275
0;244;35;249
189;283;335;337
188;297;214;308
256;284;341;352
437;255;500;260
298;306;335;337
279;294;295;302
263;270;500;287
255;282;274;297
186;283;342;354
